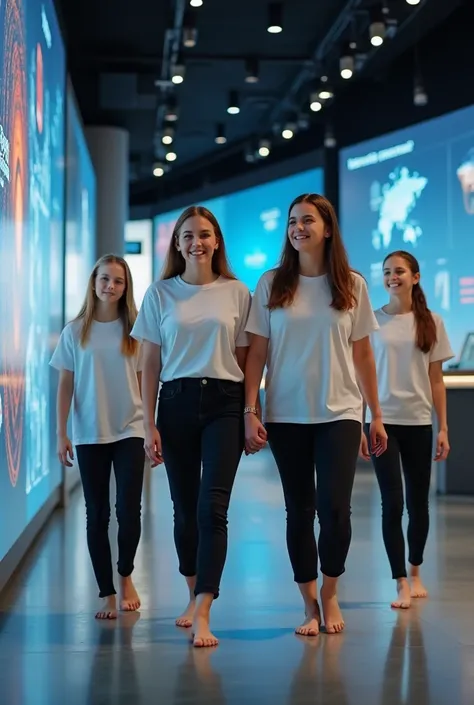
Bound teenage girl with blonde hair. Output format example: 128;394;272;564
50;254;145;620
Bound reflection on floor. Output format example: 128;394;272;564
1;449;474;704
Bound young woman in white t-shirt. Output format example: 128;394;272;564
50;254;145;620
360;250;454;609
245;193;388;636
132;205;251;648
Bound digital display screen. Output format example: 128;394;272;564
340;105;474;358
153;167;324;291
65;83;96;322
0;0;66;561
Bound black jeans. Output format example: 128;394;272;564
76;437;145;598
266;420;361;583
157;377;244;599
367;423;433;579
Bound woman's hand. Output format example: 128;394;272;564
144;425;164;466
369;418;388;457
244;413;267;455
359;431;371;461
57;435;74;467
434;429;450;461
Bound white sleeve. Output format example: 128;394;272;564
49;326;75;372
430;316;455;363
235;286;252;348
245;275;271;339
350;276;379;342
131;286;162;345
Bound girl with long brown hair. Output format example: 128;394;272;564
245;193;387;636
50;254;145;620
360;250;454;609
132;205;251;648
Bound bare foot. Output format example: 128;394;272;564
391;578;411;609
296;600;321;637
96;595;118;620
320;584;345;634
176;599;196;628
410;576;428;599
192;615;219;648
119;576;141;612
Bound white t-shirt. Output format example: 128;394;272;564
131;276;251;382
246;270;378;424
367;308;455;425
50;319;144;445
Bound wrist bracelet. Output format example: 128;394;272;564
244;406;258;415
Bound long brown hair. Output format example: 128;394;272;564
383;250;437;353
161;205;236;280
74;254;139;357
268;193;357;311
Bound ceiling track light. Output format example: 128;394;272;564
324;125;336;149
189;0;203;7
370;20;386;47
227;90;240;115
245;57;259;84
340;54;354;80
162;125;175;145
153;162;165;177
406;0;421;4
171;62;185;84
182;26;198;48
164;98;179;122
215;123;227;144
310;92;322;112
267;2;283;33
282;122;296;140
165;150;177;162
258;139;271;157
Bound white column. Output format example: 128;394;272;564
86;126;129;257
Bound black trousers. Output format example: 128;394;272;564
367;423;433;579
76;437;145;598
266;420;361;583
157;377;244;599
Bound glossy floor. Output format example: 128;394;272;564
1;450;474;704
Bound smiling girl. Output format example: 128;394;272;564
132;205;251;648
50;254;145;620
245;193;387;637
360;250;454;609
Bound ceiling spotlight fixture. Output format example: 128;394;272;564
162;126;174;145
245;57;259;84
318;86;334;101
164;99;179;122
414;79;428;106
183;26;198;48
215;123;227;144
282;123;295;140
227;90;240;115
324;126;336;149
370;21;386;47
310;93;322;112
340;54;354;80
267;2;283;33
171;63;185;84
153;163;165;177
406;0;421;4
165;151;177;162
190;0;203;6
258;139;271;157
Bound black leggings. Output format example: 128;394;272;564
157;377;244;599
367;423;433;579
76;437;145;598
266;420;361;583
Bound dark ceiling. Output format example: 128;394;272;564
57;0;473;211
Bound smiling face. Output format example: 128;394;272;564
287;201;329;253
94;262;126;305
383;255;420;298
176;215;218;268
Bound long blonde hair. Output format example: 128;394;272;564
75;254;139;356
161;205;236;280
